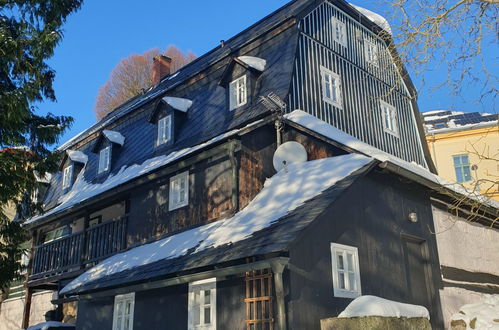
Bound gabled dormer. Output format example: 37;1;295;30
60;150;87;190
219;56;267;112
149;96;192;147
92;130;125;175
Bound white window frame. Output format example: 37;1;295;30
331;243;362;299
62;165;73;189
332;17;347;47
98;146;111;173
157;115;172;146
188;278;216;330
229;75;247;110
364;38;378;66
320;66;343;109
169;171;189;211
112;292;135;330
380;100;399;137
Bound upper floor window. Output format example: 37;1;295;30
365;39;378;65
98;146;111;174
453;154;472;183
188;278;216;330
332;18;347;47
229;75;247;110
157;115;172;146
380;100;399;137
112;293;135;330
169;171;189;211
331;243;361;299
43;225;71;243
62;165;73;189
320;66;343;109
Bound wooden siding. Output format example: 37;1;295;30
288;1;427;167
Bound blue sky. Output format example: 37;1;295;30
37;0;497;146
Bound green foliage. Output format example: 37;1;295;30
0;0;82;291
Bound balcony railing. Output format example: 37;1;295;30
31;216;127;279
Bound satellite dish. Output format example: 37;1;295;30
273;141;308;172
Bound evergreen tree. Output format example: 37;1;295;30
0;0;82;291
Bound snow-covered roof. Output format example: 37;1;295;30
162;96;193;113
338;296;430;319
285;110;499;210
349;4;392;34
237;56;267;72
66;150;88;164
102;130;125;146
26;120;263;225
60;153;372;295
451;295;499;329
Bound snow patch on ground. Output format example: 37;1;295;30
451;295;499;329
103;130;125;146
60;154;372;295
349;4;392;34
238;56;267;72
162;96;193;112
66;150;88;164
339;296;430;319
27;321;75;330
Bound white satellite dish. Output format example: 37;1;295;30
273;141;308;172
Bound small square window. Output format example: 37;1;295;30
169;171;189;211
331;243;361;298
453;154;472;183
112;293;135;330
98;146;111;173
62;165;73;189
380;100;399;137
157;115;172;146
229;75;247;110
320;66;343;109
364;39;378;66
188;279;216;330
332;18;347;47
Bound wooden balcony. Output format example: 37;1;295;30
30;216;127;280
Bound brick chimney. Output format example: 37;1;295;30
152;55;172;85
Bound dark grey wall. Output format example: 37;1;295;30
76;296;114;330
286;170;444;330
217;277;246;330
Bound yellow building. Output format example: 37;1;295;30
423;110;499;201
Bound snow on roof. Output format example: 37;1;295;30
237;56;267;72
285;110;499;210
102;130;125;146
349;4;392;34
34;171;52;184
66;150;88;164
60;153;372;295
338;296;430;319
451;295;499;329
26;120;263;225
162;96;193;113
27;321;75;330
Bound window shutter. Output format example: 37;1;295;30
165;116;171;142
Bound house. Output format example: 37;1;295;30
423;110;499;201
19;1;498;329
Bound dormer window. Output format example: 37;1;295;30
62;165;73;189
98;146;111;173
229;75;247;110
157;115;172;146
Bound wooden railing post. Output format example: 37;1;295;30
80;213;90;268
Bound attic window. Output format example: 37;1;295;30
364;39;378;65
380;100;399;137
98;146;111;173
157;115;172;146
62;165;73;189
320;66;343;109
229;75;247;110
332;18;347;47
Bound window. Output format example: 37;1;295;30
380;100;399;136
453;155;472;183
169;171;189;210
331;243;361;298
43;225;71;243
62;165;73;189
157;115;172;146
112;293;135;330
229;75;247;110
98;146;111;173
365;39;378;65
188;278;216;330
320;66;343;109
332;18;347;46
